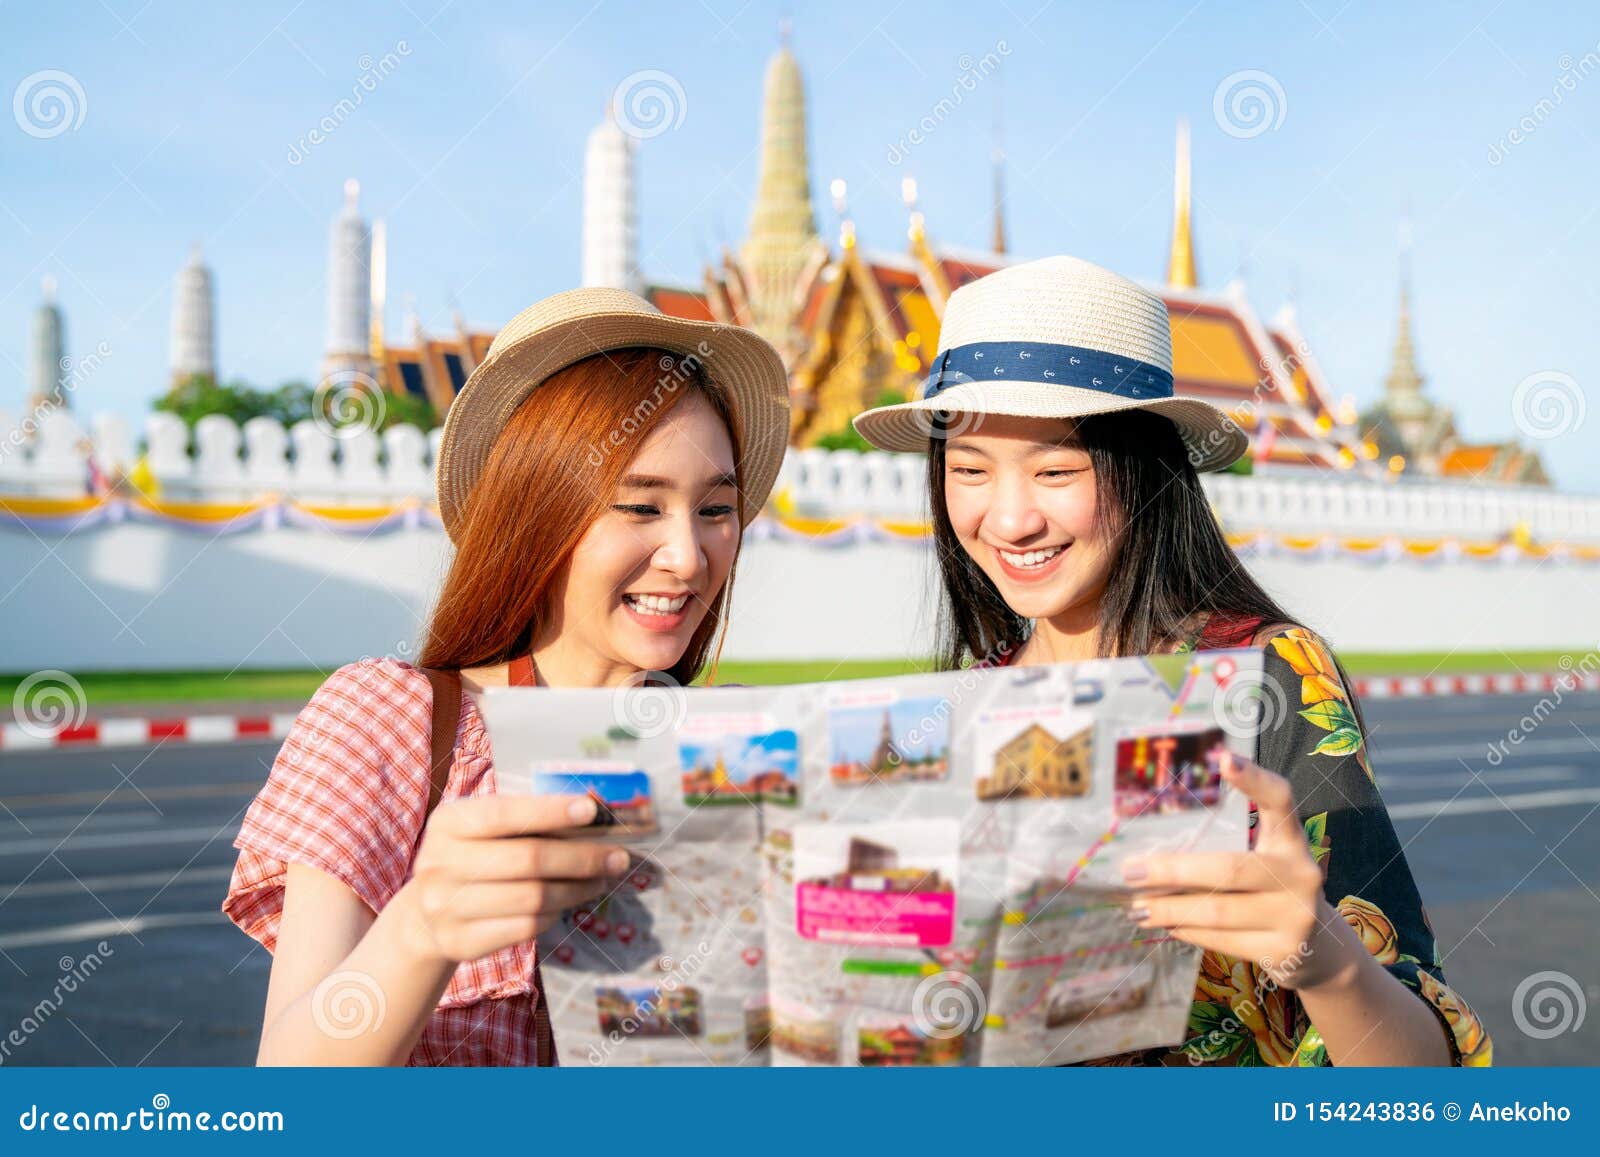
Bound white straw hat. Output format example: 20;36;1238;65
435;287;791;542
852;255;1247;471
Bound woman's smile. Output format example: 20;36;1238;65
620;590;694;632
992;542;1070;583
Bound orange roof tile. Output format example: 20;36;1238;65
646;285;715;322
1438;446;1502;476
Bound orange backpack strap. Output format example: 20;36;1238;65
419;668;462;820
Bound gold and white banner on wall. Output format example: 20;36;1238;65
2;494;1596;564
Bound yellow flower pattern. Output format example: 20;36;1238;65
1269;627;1373;779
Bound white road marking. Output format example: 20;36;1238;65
0;912;225;950
1;864;234;899
0;812;163;837
0;825;238;857
1373;737;1600;764
1379;765;1582;791
1387;787;1600;821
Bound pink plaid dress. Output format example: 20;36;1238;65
222;657;554;1066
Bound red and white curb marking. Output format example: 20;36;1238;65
1353;671;1600;700
2;672;1597;751
1;713;297;751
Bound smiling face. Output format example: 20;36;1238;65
540;391;741;682
940;414;1123;633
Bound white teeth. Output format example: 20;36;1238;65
998;545;1064;569
625;593;689;616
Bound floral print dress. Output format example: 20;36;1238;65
1082;620;1492;1067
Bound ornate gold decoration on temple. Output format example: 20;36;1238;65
362;36;1544;485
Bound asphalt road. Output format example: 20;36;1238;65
2;691;1597;1066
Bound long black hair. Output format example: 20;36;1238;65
929;408;1291;667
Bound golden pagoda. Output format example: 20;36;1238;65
1165;118;1198;290
368;37;1545;485
738;25;828;355
1359;227;1547;484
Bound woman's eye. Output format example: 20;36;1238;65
1039;468;1083;480
700;503;736;518
948;465;985;478
613;503;659;517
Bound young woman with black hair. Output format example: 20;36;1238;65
854;256;1490;1067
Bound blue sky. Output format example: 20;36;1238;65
4;1;1596;489
831;698;948;763
680;728;797;783
529;768;650;804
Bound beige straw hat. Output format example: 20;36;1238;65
852;255;1247;471
435;287;791;541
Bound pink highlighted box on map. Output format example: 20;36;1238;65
796;883;956;947
791;817;961;948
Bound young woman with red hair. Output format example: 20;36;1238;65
222;289;790;1065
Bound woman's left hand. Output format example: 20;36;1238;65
1120;754;1360;992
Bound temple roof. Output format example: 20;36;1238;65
664;229;1375;471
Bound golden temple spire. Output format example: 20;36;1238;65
740;27;820;348
1166;118;1197;289
991;89;1007;255
1384;217;1426;410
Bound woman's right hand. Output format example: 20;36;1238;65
399;793;628;965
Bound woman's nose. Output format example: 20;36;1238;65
987;481;1047;541
651;514;707;582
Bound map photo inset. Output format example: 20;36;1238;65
827;697;950;786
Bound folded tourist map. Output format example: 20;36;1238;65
475;647;1263;1066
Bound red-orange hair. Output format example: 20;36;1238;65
418;347;742;685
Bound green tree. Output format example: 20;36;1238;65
155;374;437;437
811;389;907;452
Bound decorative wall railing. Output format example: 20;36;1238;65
4;408;1598;545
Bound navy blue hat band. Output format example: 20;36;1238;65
922;340;1174;403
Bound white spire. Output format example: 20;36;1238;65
323;178;373;374
582;103;639;292
169;243;216;383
